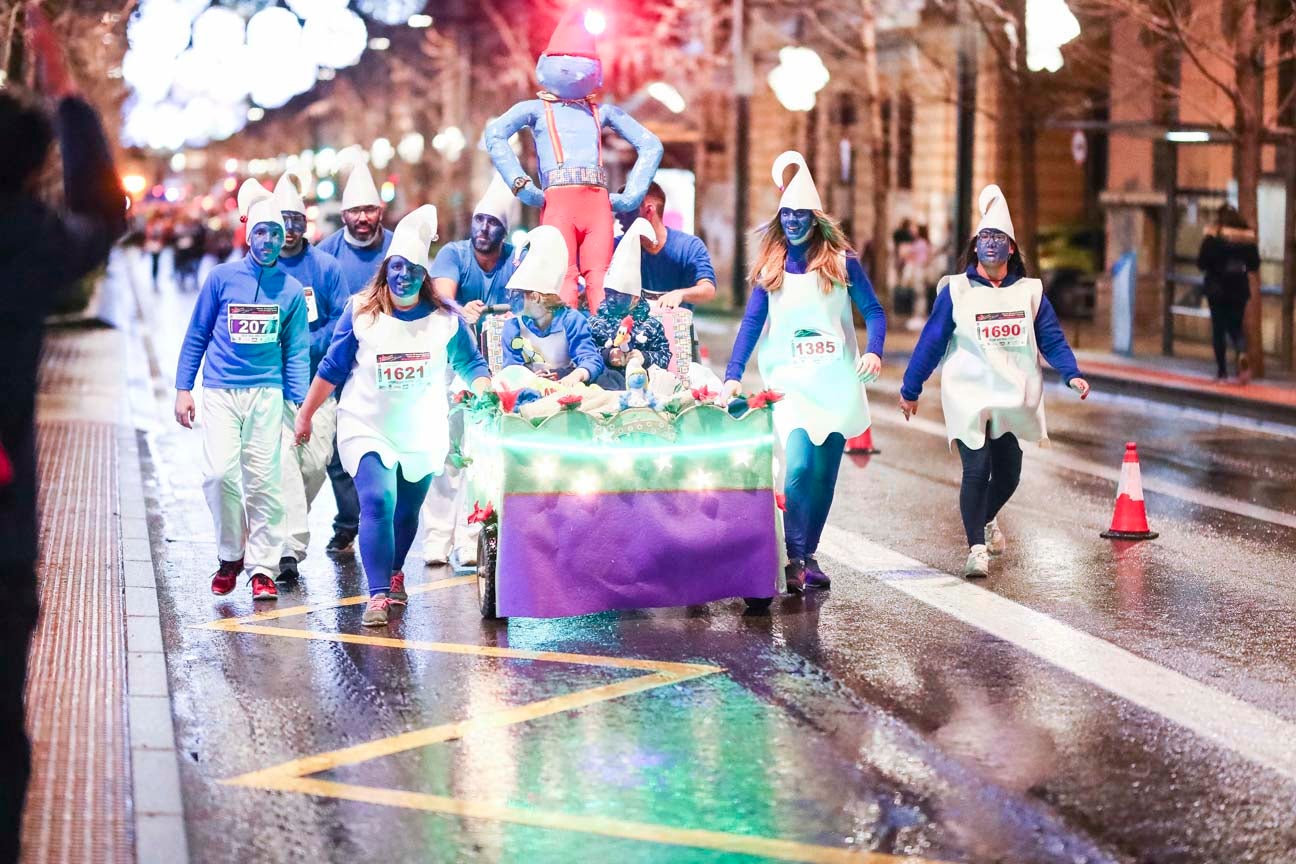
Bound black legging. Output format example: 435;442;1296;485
955;431;1023;547
1207;296;1247;377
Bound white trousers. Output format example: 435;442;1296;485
280;397;337;560
417;403;478;561
201;387;285;575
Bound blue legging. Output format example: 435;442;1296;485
783;430;846;560
354;452;434;596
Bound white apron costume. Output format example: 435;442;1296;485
941;273;1047;450
756;265;871;447
336;308;457;482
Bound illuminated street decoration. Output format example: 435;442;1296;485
767;47;829;112
1025;0;1080;73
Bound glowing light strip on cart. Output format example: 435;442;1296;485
487;433;776;458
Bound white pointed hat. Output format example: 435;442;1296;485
473;173;515;230
385;205;439;271
771;150;823;212
505;225;568;297
273;172;307;216
341;162;382;210
236;178;285;234
604;218;655;297
975;184;1016;241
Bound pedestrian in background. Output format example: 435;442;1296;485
723;152;886;595
899;184;1089;579
1197;205;1260;383
0;6;126;860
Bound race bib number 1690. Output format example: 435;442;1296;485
975;310;1029;349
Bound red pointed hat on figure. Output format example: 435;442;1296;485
545;5;600;59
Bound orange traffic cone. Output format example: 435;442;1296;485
844;427;879;454
1101;442;1158;540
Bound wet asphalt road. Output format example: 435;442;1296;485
132;254;1296;863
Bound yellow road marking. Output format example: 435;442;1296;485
226;622;722;677
248;776;941;864
194;575;475;630
201;581;949;862
225;670;707;784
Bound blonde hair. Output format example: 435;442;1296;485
353;260;441;322
749;211;853;293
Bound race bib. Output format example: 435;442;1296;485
790;330;841;367
227;304;280;344
302;287;318;323
375;352;431;391
975;310;1029;349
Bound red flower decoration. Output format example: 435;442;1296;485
497;387;521;413
452;390;470;404
467;501;496;525
775;493;787;511
558;394;582;410
691;386;717;402
747;389;784;410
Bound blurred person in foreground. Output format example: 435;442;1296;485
0;5;126;861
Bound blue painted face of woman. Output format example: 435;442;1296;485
976;230;1012;266
779;208;815;246
386;255;425;303
248;222;284;266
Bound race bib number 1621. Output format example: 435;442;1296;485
376;352;431;391
975;310;1029;349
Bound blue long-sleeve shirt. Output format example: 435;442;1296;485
501;307;604;381
316;298;490;388
175;256;310;402
317;227;393;297
725;251;886;383
275;242;349;377
900;266;1082;401
430;239;518;308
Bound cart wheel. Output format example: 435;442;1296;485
477;526;502;620
743;597;773;612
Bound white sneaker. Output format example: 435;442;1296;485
452;544;478;566
961;544;990;578
985;519;1006;555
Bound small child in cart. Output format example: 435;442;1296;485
589;218;672;389
499;226;603;387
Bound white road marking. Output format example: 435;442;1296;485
867;405;1296;531
817;524;1296;783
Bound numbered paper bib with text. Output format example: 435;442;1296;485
302;287;319;323
975;310;1029;349
375;352;432;391
790;332;841;367
228;304;280;344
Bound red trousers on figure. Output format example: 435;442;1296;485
541;184;613;313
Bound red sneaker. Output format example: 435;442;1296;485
210;559;243;596
250;573;278;601
389;571;408;606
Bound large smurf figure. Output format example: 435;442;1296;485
485;4;663;314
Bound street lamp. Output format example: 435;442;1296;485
768;46;830;112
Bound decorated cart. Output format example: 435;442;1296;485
461;396;784;620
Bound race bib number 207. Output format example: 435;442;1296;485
228;304;280;344
975;310;1029;349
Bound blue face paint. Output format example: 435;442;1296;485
248;222;284;266
975;230;1012;266
470;213;506;254
780;208;815;246
281;211;307;252
386;255;426;303
535;54;603;100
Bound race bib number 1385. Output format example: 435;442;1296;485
975;310;1029;349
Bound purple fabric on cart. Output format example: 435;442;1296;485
496;489;780;618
